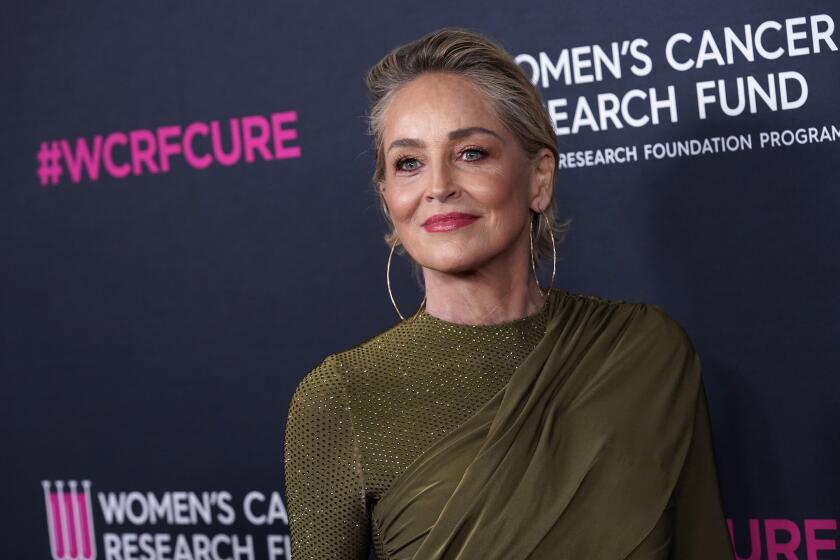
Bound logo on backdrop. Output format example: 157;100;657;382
41;480;291;560
43;481;97;560
36;110;301;186
514;12;840;168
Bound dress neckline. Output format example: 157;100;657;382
412;287;561;332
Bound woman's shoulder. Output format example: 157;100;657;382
290;319;412;400
558;290;702;408
560;287;648;313
559;288;696;352
287;353;344;416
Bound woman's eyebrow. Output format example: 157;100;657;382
387;127;505;153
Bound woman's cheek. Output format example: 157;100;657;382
472;181;512;208
386;189;418;223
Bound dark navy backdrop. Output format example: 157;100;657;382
2;1;838;558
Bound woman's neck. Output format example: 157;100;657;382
420;271;547;326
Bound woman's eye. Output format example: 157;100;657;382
395;157;419;172
462;148;487;161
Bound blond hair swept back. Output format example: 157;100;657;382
365;26;571;284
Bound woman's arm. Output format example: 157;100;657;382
670;376;735;559
284;355;370;559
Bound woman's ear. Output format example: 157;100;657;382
530;148;555;212
379;188;392;219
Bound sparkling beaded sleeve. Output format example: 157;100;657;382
283;355;370;559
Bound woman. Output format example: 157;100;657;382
284;27;734;559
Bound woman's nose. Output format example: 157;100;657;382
425;160;459;202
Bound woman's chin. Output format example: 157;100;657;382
419;254;488;277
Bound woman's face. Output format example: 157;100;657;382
378;72;553;277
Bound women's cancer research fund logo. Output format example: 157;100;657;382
39;479;293;560
42;480;97;560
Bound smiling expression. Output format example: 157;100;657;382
378;71;552;276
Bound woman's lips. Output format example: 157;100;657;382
422;213;480;232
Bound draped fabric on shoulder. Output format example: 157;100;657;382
371;290;714;559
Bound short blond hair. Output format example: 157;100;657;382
365;26;571;283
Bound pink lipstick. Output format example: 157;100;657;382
422;212;480;232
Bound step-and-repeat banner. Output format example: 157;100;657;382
3;1;838;558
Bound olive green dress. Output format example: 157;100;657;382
283;287;734;559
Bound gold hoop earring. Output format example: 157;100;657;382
529;209;557;297
387;238;427;321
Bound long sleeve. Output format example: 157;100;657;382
283;355;370;559
670;376;735;559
